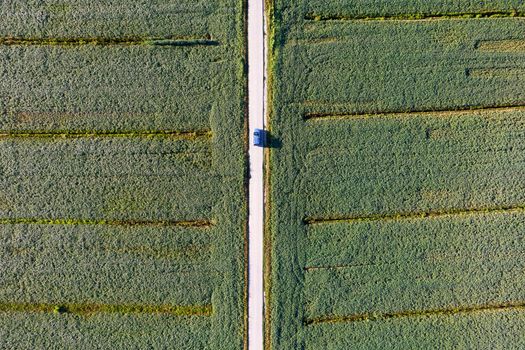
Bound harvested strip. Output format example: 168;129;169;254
304;104;525;121
0;130;212;140
0;303;212;316
0;36;219;47
305;301;525;325
304;11;525;22
0;218;213;228
304;204;525;225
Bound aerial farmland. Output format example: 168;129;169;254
4;0;525;348
0;1;247;349
266;0;525;349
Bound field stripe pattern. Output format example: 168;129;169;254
0;1;247;349
268;0;525;349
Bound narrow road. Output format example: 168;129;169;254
248;0;266;348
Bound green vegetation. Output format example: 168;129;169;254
267;0;525;349
0;0;247;349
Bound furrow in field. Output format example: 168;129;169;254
304;104;525;121
475;39;525;52
0;36;219;47
305;301;525;325
304;11;525;22
0;303;212;316
304;204;525;225
0;130;212;140
466;67;525;78
0;218;213;228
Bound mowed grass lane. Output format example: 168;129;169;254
0;1;246;349
268;1;525;349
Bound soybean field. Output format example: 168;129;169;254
267;1;525;349
0;1;247;349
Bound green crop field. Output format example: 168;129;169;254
0;1;246;349
267;1;525;349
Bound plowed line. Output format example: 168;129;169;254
304;204;525;225
304;104;525;121
0;130;212;140
304;11;525;22
467;67;525;78
0;36;219;47
0;302;212;316
475;39;525;51
0;218;213;228
305;300;525;325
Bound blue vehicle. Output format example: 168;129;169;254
254;129;267;147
